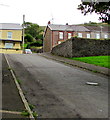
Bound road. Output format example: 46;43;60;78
5;53;108;118
0;54;2;119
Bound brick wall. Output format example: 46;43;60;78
51;37;110;57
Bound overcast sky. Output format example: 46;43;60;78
0;0;100;26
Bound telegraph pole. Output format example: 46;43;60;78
22;14;25;53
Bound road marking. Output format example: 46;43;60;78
4;54;35;120
0;110;21;115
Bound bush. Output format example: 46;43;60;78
26;40;43;48
25;34;33;43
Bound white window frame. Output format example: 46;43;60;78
68;33;72;39
7;32;12;39
96;33;100;39
87;34;90;38
5;42;13;48
104;34;108;39
78;33;82;38
58;41;62;44
59;32;64;39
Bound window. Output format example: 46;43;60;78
59;32;63;39
78;33;82;38
0;32;1;39
96;33;100;39
104;34;108;39
7;32;12;39
87;34;90;38
68;33;72;39
5;42;13;48
58;41;62;44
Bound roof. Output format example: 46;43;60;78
48;24;90;32
0;23;22;30
84;25;110;32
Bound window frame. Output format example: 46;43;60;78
87;33;91;38
78;33;82;38
67;32;72;39
104;34;108;39
59;31;64;40
96;33;100;39
7;32;12;39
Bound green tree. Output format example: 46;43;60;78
24;34;33;43
78;0;110;24
24;22;43;39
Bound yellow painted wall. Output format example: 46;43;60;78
0;49;23;54
0;41;21;49
0;29;23;54
0;30;22;41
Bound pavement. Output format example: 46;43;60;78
2;54;30;120
38;52;110;76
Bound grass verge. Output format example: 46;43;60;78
70;56;110;69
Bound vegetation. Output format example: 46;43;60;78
70;56;110;69
78;1;110;24
16;79;21;85
21;110;30;117
29;104;35;110
23;22;44;52
32;111;38;118
24;34;33;43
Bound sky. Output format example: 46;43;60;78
0;0;101;26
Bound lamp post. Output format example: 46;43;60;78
22;14;25;53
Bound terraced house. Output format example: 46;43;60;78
0;23;23;54
43;23;110;52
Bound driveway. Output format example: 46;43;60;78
6;54;108;118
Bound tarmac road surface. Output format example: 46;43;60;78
5;54;108;118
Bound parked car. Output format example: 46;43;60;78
24;49;32;54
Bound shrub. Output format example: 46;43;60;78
25;34;34;43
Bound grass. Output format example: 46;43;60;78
70;56;110;69
21;110;30;117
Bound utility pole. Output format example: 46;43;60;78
22;14;25;53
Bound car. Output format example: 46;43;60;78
24;49;32;54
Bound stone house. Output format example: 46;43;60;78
0;23;23;54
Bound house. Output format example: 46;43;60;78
43;23;110;52
0;23;23;54
84;25;110;39
43;23;90;52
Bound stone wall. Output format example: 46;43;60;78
52;39;73;57
51;37;110;57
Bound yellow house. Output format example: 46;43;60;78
0;23;23;54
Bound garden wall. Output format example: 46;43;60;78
51;37;110;57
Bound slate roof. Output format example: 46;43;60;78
0;23;22;30
48;24;90;32
84;25;110;32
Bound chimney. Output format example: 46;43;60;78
48;21;51;24
66;23;68;25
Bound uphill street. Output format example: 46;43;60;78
3;53;108;118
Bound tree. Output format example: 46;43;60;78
24;22;43;39
24;34;33;43
78;0;110;24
